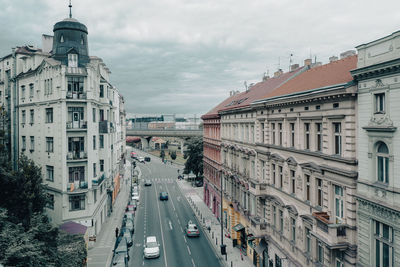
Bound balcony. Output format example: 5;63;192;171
66;120;87;131
312;212;349;249
99;120;115;133
67;181;88;193
66;151;87;161
249;180;267;196
92;173;106;186
66;91;87;100
249;216;268;237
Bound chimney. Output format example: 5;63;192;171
274;69;283;78
304;58;312;67
290;64;299;71
340;50;356;59
329;56;338;63
42;34;53;53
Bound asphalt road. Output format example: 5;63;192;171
128;149;222;267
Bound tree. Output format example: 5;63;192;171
57;231;87;267
170;150;177;160
183;137;203;178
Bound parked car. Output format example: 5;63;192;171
185;220;200;237
159;192;168;201
138;157;145;163
129;199;137;209
125;220;134;235
143;236;160;259
123;230;133;247
144;156;151;162
130;152;137;159
132;192;139;201
194;178;203;187
123;212;134;224
111;252;129;267
144;179;152;186
126;204;135;214
113;238;129;264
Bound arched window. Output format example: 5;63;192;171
80;35;84;45
60;34;64;43
376;142;389;183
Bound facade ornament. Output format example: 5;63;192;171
297;226;303;242
368;114;394;127
284;169;289;184
375;79;385;88
296;175;303;191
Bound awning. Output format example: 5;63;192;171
233;223;245;232
255;239;268;255
247;235;256;241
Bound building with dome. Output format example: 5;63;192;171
0;7;126;237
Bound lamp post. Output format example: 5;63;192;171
220;170;226;255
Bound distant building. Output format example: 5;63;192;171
0;9;126;237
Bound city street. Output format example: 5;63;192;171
129;149;222;267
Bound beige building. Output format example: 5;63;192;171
220;55;358;267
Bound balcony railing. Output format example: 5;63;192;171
66;121;87;130
66;92;87;99
99;120;115;134
93;173;106;186
312;211;349;247
67;151;87;160
67;181;88;192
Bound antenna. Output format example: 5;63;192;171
69;0;72;18
278;57;281;70
244;81;248;91
289;53;293;71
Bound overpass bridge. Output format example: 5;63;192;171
126;128;203;151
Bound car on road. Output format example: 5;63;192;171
185;220;200;237
144;179;152;186
159;192;168;201
144;156;151;162
143;236;160;259
194;178;204;187
138;157;145;163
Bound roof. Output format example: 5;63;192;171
260;55;357;101
59;221;87;235
201;66;305;119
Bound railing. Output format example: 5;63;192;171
93;173;106;186
66;151;87;160
67;181;88;192
66;121;87;130
66;92;87;99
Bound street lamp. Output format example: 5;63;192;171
220;170;226;255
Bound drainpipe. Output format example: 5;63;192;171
11;48;18;170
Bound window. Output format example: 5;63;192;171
278;123;283;145
375;93;385;113
317;178;323;207
94;189;97;203
305;227;311;254
100;159;104;172
100;84;104;98
45;108;53;123
100;109;104;122
69;194;85;211
67;77;84;96
291;218;296;243
305;174;310;202
271;123;275;144
290;123;295;147
317;241;324;264
30;136;35;151
377;142;389;183
47;194;54;210
271;164;276;185
30;109;34;124
29;83;34;98
22;136;26;150
305;123;310;149
279;166;283;188
93;135;96;150
291;170;296;194
46;165;54;182
99;135;104;148
21;110;26;124
374;220;393;267
46;137;54;152
272;206;276;227
333;123;342;155
60;34;64;43
93;163;97;177
92;108;96;122
336;259;344;267
275;254;282;267
279;210;283;232
68;53;78;68
21;85;26;99
316;123;322;152
260;160;265;181
334;185;344;223
261;123;265;143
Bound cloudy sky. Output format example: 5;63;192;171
1;0;400;116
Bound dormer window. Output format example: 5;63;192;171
60;34;64;43
81;35;85;45
68;53;78;68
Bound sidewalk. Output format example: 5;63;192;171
87;160;132;267
176;179;253;267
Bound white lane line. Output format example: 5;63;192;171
191;258;196;267
169;220;173;230
187;245;191;255
180;226;183;232
183;236;187;243
155;182;168;267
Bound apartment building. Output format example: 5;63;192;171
1;15;126;236
351;31;400;267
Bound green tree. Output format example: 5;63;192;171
183;137;203;178
170;150;177;160
57;231;87;267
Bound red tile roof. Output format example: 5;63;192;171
261;55;357;100
202;66;305;119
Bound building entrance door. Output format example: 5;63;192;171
73;112;79;128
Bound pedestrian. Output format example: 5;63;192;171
115;227;119;238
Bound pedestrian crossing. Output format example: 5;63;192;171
150;178;176;184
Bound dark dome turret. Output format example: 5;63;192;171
52;17;89;66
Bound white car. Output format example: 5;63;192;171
144;236;160;258
131;192;139;201
138;157;145;163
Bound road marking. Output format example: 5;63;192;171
155;182;168;267
169;220;173;230
187;245;191;255
183;236;187;243
191;258;196;267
